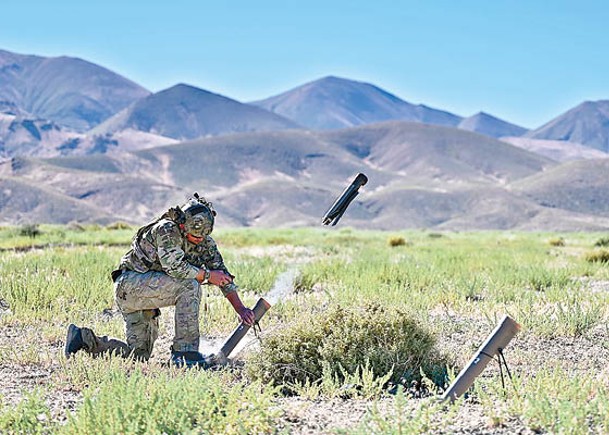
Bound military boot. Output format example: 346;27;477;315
170;349;213;369
64;324;88;358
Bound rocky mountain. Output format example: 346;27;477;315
92;84;301;140
0;49;150;131
458;111;528;138
500;137;608;162
0;113;68;157
5;120;604;231
525;100;609;152
0;112;177;158
250;76;462;130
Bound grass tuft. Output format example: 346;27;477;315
19;224;41;238
548;237;565;247
105;222;132;231
594;236;609;247
388;236;407;247
62;368;279;435
0;390;51;434
585;249;609;263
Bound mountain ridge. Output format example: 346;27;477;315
92;83;302;140
0;48;150;131
525;100;609;152
251;76;463;130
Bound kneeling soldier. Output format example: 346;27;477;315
65;194;255;367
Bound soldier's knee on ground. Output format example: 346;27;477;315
125;309;160;361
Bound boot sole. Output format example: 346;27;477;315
64;323;79;359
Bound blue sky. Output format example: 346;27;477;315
2;0;608;128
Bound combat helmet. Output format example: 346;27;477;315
180;193;216;237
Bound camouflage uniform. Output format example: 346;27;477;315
81;217;236;360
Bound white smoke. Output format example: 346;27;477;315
263;267;299;305
200;268;299;358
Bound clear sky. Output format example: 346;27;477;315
2;0;608;129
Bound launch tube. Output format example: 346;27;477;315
441;315;520;402
218;297;271;359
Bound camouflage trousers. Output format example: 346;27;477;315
81;270;202;360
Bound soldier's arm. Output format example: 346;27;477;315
154;222;201;280
204;237;237;296
204;237;254;325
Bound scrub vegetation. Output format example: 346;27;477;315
1;226;609;433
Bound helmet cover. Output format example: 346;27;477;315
181;194;216;237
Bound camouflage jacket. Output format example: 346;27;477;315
119;218;236;296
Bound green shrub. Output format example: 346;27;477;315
62;369;279;434
0;390;51;434
585;249;609;263
67;221;86;232
594;236;609;247
19;224;41;238
388;236;407;247
548;237;565;247
106;221;132;230
247;302;448;394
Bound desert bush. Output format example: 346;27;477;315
67;221;86;232
585;249;609;264
0;390;51;433
523;266;571;292
594;236;609;247
476;367;609;434
388;236;407;247
105;221;131;231
357;386;453;433
62;368;278;435
19;224;41;238
247;302;448;395
548;237;565;247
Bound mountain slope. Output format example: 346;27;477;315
366;185;609;231
0;112;176;158
251;76;462;130
525;100;609;152
458;111;528;138
322;121;554;185
0;176;117;224
92;84;301;140
0;49;150;131
0;121;584;229
500;137;608;162
510;158;609;217
0;113;69;157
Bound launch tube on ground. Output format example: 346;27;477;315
441;315;521;402
217;297;271;360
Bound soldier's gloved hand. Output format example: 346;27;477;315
226;291;255;326
238;307;255;326
209;270;233;287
